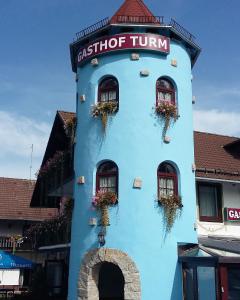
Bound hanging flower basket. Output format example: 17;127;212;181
158;194;183;234
64;116;77;146
36;151;66;178
155;101;178;139
92;190;118;226
91;101;118;133
26;199;73;248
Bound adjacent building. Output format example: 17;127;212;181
30;110;75;298
0;177;57;291
194;132;240;300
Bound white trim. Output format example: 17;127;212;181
196;177;240;184
38;243;70;251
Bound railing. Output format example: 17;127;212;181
75;16;163;41
76;17;110;40
0;236;32;250
34;226;71;248
115;15;163;24
170;19;196;42
0;237;17;249
74;16;196;45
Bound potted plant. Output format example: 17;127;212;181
92;190;118;226
91;101;118;133
158;194;183;234
64;116;77;146
155;101;178;139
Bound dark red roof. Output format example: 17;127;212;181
58;111;76;125
194;132;240;181
110;0;156;24
0;177;58;221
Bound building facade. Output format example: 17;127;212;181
194;132;240;300
0;177;57;292
30;110;76;298
68;0;201;299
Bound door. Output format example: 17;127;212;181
220;265;240;300
98;262;124;300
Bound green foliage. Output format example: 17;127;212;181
158;195;183;234
26;199;73;247
92;191;118;226
91;101;118;132
155;101;178;139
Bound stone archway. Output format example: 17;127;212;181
77;248;141;300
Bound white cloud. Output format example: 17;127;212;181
0;111;50;158
215;87;240;97
0;111;51;179
194;109;240;137
0;157;42;180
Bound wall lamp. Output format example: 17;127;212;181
98;229;106;247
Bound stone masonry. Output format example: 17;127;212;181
78;248;141;300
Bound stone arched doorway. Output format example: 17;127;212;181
98;262;124;299
78;248;141;300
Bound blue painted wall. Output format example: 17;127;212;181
68;40;196;300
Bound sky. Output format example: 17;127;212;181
0;0;240;179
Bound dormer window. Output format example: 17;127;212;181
98;77;119;104
156;78;175;105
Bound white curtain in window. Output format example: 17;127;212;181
166;179;174;195
100;176;116;192
159;178;166;196
158;92;172;102
101;91;116;102
199;186;218;217
109;91;116;101
159;178;174;196
100;92;108;102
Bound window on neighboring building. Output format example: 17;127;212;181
156;78;175;105
182;263;217;300
157;162;178;198
98;77;119;104
96;161;118;194
197;182;222;222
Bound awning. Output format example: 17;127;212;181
199;235;240;255
0;251;34;269
178;243;218;264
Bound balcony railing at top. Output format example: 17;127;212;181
170;19;196;43
115;15;163;24
74;16;196;44
76;17;110;40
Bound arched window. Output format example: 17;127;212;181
156;78;175;105
157;162;178;198
96;161;118;194
98;77;119;103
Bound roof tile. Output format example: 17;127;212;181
0;177;58;221
194;131;240;181
110;0;156;23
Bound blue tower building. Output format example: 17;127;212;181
69;1;201;299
